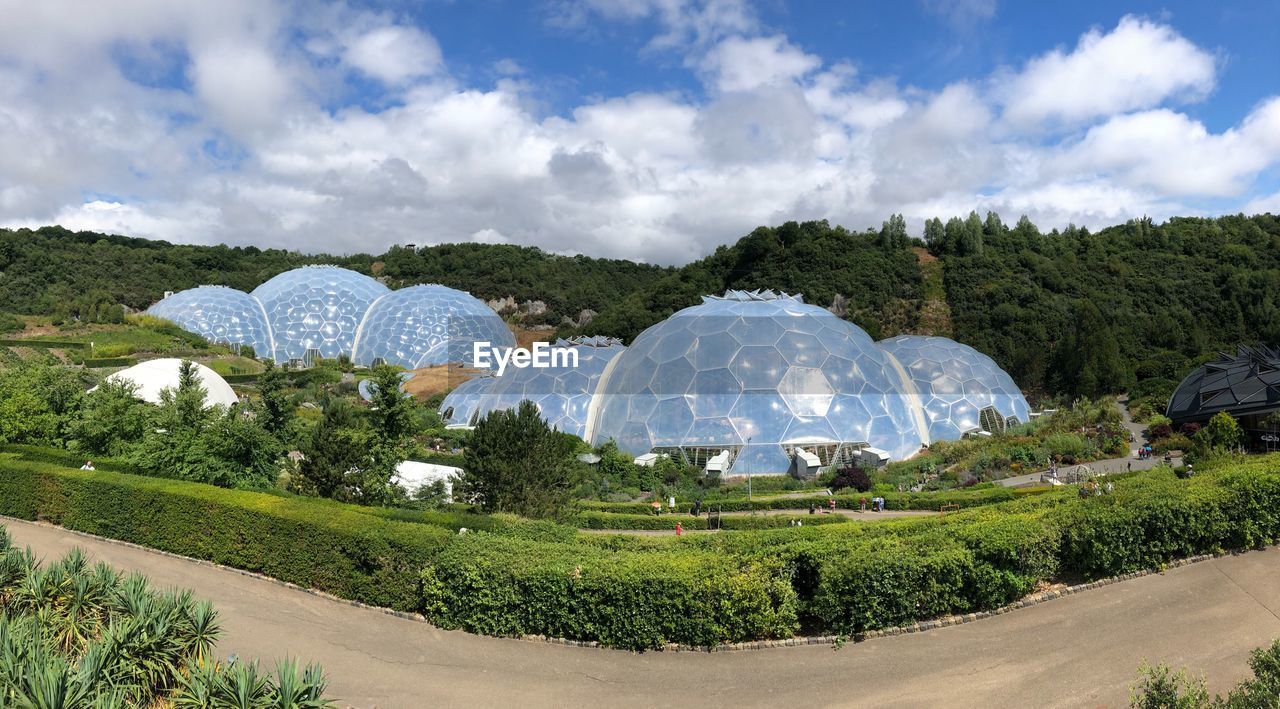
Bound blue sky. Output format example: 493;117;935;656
373;0;1279;132
0;0;1277;263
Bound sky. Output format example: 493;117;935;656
0;0;1277;264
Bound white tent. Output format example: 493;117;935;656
101;358;239;409
395;460;460;500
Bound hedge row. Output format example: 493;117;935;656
580;485;1032;515
0;339;88;349
0;457;796;649
83;356;136;368
4;451;1280;649
422;534;798;648
0;458;451;612
573;510;851;531
1;444;141;475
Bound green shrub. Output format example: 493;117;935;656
0;458;452;612
6;446;1280;650
422;533;798;649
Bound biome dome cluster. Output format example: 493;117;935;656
148;266;513;369
440;290;1030;475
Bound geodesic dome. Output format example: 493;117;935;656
588;290;924;473
100;358;239;409
878;335;1030;442
476;336;626;439
250;266;390;363
146;286;275;358
352;284;515;369
438;373;499;426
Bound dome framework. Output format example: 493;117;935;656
148;267;510;371
586;290;926;473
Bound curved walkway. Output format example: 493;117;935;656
4;517;1278;708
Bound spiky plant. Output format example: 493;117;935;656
0;526;331;707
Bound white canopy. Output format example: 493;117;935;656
395;460;460;500
101;358;239;409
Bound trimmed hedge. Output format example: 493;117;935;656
83;356;136;368
580;485;1030;515
0;339;88;349
574;510;851;531
0;458;451;612
1;444;141;475
422;533;798;649
3;450;1280;649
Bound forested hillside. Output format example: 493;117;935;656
583;220;924;342
0;226;668;327
3;212;1278;400
576;213;1280;400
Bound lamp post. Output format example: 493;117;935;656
746;437;752;500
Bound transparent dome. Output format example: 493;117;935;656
352;284;514;369
250;266;390;362
476;336;626;439
878;335;1030;442
439;373;499;426
588;290;924;473
146;286;275;358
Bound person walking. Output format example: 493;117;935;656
1127;461;1132;473
675;522;683;537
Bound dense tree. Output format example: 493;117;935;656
879;213;908;249
255;361;291;435
1050;300;1133;398
0;358;85;446
133;360;281;488
458;401;578;518
72;379;151;456
294;399;371;501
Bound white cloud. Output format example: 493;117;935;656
342;25;443;84
1057;99;1280;196
701;35;820;92
999;15;1217;129
0;2;1277;266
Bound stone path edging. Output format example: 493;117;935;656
0;515;1246;654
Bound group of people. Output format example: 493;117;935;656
1137;444;1154;460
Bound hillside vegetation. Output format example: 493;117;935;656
2;211;1278;400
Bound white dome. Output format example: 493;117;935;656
103;358;239;409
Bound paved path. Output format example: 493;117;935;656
997;397;1172;488
5;516;1279;708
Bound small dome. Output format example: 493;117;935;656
251;266;390;363
476;336;626;439
438;373;499;426
589;291;924;473
146;286;274;358
102;358;239;409
878;335;1029;442
352;284;513;369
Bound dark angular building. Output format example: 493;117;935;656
1167;346;1280;450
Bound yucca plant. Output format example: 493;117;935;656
0;526;332;707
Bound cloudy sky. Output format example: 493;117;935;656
0;0;1277;264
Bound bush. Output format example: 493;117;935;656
0;530;333;706
421;533;798;650
0;458;452;612
830;465;872;492
8;445;1280;650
